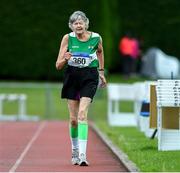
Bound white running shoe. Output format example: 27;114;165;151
71;149;79;165
78;153;89;166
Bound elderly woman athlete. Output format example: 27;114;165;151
56;11;106;166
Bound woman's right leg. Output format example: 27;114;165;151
67;99;79;165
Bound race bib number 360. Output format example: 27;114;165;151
73;57;86;65
69;56;91;67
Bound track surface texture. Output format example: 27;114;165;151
0;121;128;172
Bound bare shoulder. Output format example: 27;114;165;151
91;31;100;37
99;36;102;43
98;35;103;45
60;34;69;46
62;34;69;41
91;31;102;43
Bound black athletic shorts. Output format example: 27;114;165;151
61;65;99;100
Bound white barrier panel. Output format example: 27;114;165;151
156;80;180;151
133;82;146;128
140;81;157;137
0;93;39;121
107;82;158;138
107;84;136;126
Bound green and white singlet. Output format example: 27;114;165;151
68;32;100;68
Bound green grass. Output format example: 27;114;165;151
96;121;180;172
106;74;149;83
1;75;180;171
0;84;68;120
90;75;180;172
3;88;46;117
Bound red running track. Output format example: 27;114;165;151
0;121;128;172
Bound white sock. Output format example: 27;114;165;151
71;137;79;150
79;139;87;157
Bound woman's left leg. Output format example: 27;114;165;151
78;97;91;166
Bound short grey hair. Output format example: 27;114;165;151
68;11;89;30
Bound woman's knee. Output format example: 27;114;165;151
78;109;87;121
70;117;78;126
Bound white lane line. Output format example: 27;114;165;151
9;121;46;172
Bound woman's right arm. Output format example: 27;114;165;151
55;34;71;70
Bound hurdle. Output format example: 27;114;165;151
0;93;39;121
156;80;180;151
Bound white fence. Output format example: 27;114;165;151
0;93;39;121
107;83;137;126
107;81;156;137
0;82;61;121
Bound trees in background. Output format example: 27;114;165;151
0;0;179;80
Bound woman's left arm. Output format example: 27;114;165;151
97;37;107;87
97;37;104;70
